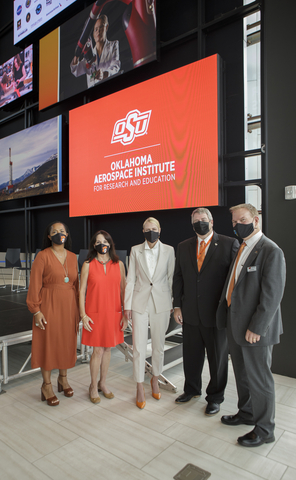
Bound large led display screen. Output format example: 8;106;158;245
13;0;77;45
39;0;156;110
0;45;33;108
69;55;220;217
0;116;62;203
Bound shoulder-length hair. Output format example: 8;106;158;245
42;221;72;251
86;230;119;263
13;54;22;73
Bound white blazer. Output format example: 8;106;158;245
125;241;175;314
70;39;120;88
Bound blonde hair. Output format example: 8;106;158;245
229;203;258;217
97;14;109;26
143;217;160;230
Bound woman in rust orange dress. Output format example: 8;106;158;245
79;230;127;403
27;221;79;406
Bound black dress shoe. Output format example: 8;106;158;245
221;413;254;426
238;429;275;447
175;393;200;404
205;402;220;416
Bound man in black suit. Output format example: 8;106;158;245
217;203;286;447
173;207;239;415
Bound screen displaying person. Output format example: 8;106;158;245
70;15;120;88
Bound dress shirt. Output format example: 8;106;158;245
226;230;263;299
144;239;160;279
197;231;214;255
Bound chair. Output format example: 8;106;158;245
78;249;89;273
0;248;28;292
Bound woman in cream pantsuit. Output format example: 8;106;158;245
124;217;175;409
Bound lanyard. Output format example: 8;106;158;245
196;236;213;260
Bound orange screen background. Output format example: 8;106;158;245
69;55;219;217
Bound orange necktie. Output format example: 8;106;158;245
197;241;206;272
227;242;246;307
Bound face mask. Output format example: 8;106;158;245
144;231;160;243
95;244;110;255
233;222;254;239
51;233;66;245
193;221;210;236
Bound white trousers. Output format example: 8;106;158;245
132;296;170;383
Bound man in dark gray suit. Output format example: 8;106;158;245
217;203;286;447
173;208;239;415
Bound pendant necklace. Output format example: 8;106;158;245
62;257;69;283
51;248;69;283
96;256;110;275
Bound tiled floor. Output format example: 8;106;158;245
0;348;296;480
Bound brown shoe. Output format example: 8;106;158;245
98;381;114;399
89;385;101;404
41;383;59;406
58;375;74;397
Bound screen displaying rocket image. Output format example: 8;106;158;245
0;116;62;203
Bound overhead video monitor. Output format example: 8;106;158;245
0;45;33;109
0;116;62;203
69;55;221;217
39;0;157;110
13;0;77;45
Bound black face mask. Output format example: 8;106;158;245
233;222;254;239
144;231;160;243
193;221;210;236
51;233;67;245
95;244;110;255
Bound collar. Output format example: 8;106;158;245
244;230;263;249
197;231;214;246
144;239;160;252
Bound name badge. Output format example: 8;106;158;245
247;266;257;272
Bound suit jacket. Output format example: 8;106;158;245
124;241;175;314
173;232;239;327
216;234;286;346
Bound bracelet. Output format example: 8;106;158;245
33;311;41;316
81;314;87;321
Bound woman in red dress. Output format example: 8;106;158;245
27;222;79;406
79;230;127;403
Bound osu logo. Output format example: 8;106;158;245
111;109;151;146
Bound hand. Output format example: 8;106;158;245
120;315;128;331
245;329;261;344
82;315;94;332
34;312;47;330
124;310;132;320
174;307;183;325
94;69;103;81
72;56;78;65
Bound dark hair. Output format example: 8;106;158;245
86;230;119;263
13;54;22;70
42;221;72;251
